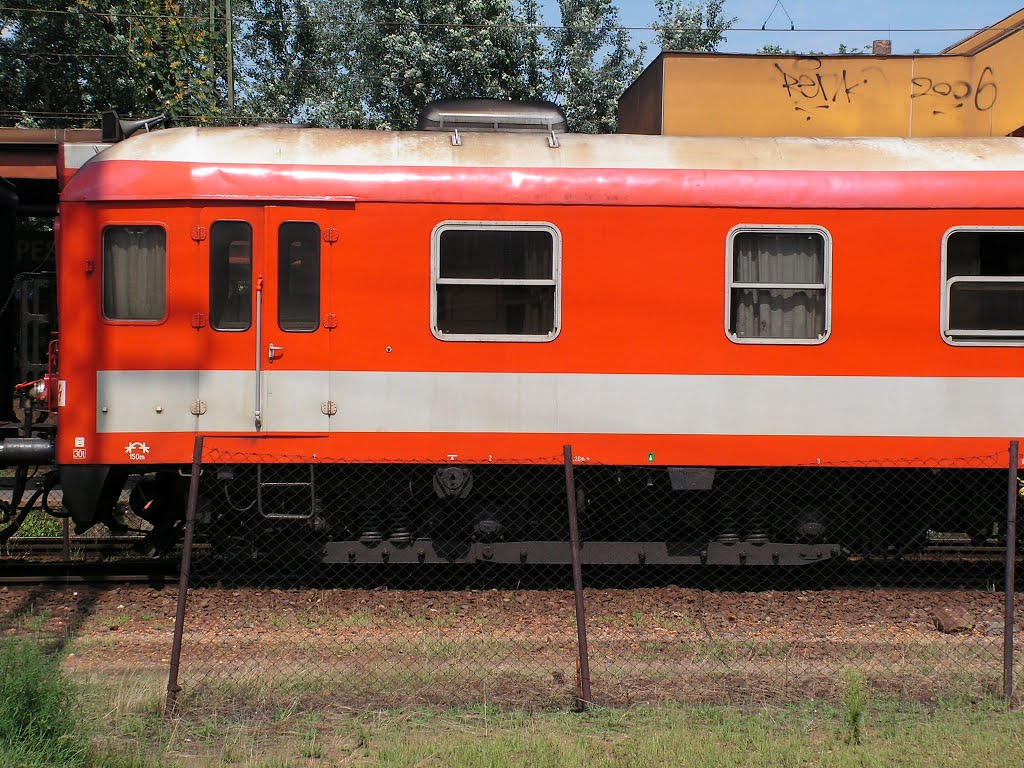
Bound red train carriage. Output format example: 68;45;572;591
5;102;1024;563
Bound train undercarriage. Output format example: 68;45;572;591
2;379;1012;562
23;460;1007;567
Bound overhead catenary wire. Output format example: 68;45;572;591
761;0;795;32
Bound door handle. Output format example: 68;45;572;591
268;343;284;362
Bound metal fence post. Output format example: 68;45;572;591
1005;439;1018;707
563;445;592;709
165;435;204;718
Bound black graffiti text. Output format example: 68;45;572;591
910;66;997;113
775;59;869;120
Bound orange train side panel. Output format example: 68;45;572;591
63;201;1024;376
53;146;1024;469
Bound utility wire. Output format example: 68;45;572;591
0;109;295;122
0;6;1011;34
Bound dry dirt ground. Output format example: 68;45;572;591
2;581;1022;710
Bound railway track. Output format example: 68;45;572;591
3;535;144;557
1;535;179;584
0;532;1015;589
0;558;179;585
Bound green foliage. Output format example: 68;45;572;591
0;1;219;127
357;0;546;130
123;0;221;119
0;638;87;767
652;0;735;52
3;0;733;132
550;0;644;133
839;668;869;745
16;511;64;537
234;0;367;126
756;42;872;56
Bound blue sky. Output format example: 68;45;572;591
541;1;1024;58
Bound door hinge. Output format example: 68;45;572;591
191;400;207;416
323;313;338;329
324;227;339;243
191;226;208;242
191;312;207;329
321;401;338;416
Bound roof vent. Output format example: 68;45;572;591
417;99;566;147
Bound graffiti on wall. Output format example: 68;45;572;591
774;58;998;122
774;60;869;119
910;67;997;115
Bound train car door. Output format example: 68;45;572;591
258;207;335;434
196;206;337;435
196;207;263;433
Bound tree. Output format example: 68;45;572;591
0;1;218;127
651;0;735;53
234;0;366;126
549;0;643;133
0;1;129;125
357;0;545;130
124;0;220;118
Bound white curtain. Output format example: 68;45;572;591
732;233;825;340
103;227;166;320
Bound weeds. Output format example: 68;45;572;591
13;511;63;537
839;668;869;744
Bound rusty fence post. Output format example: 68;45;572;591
165;435;204;718
1006;440;1019;708
563;444;592;709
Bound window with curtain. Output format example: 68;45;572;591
727;228;829;343
944;229;1024;344
433;223;560;341
102;225;166;321
277;221;321;332
209;220;253;331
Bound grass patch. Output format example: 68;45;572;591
0;637;87;767
12;510;63;538
68;673;1024;768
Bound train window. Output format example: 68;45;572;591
943;230;1024;344
726;227;830;344
278;221;321;332
432;222;560;341
102;225;166;321
210;221;253;331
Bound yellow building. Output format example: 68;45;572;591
618;8;1024;137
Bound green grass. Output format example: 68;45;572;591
67;669;1024;768
839;668;869;744
81;700;1024;765
0;637;87;767
9;627;1017;767
11;510;63;537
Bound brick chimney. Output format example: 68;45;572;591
872;39;892;55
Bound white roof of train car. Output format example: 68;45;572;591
90;126;1024;172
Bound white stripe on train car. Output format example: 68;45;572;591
95;370;1024;438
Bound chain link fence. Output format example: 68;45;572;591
166;439;1022;713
